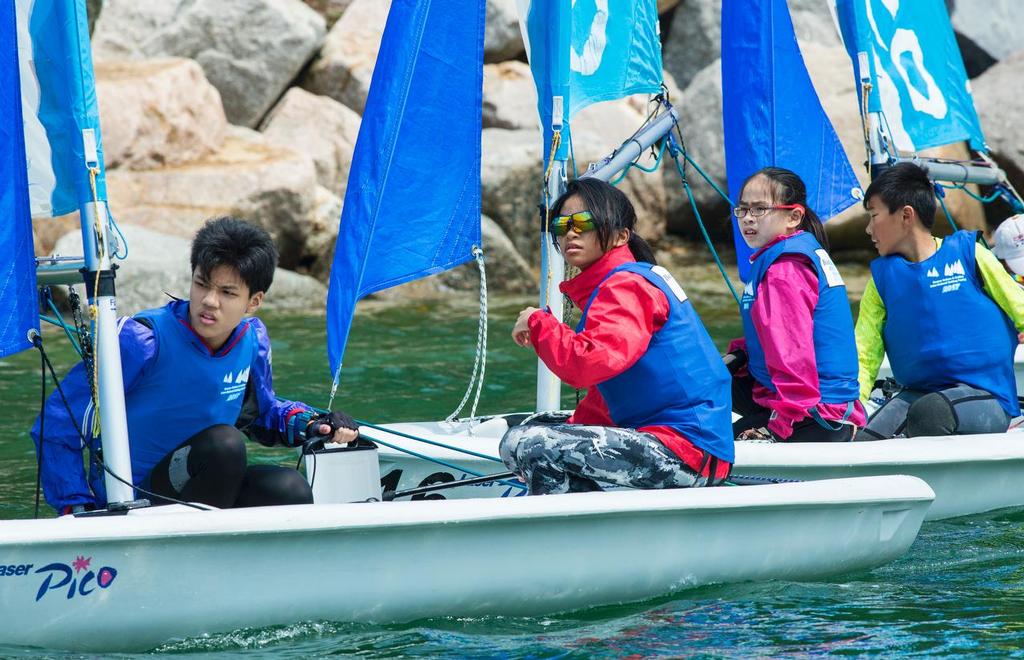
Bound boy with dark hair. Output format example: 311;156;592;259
32;217;357;514
856;162;1024;438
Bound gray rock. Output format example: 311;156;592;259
480;128;543;264
484;0;524;63
663;0;837;92
952;0;1024;62
52;224;326;315
92;0;326;128
261;88;361;192
972;50;1024;198
483;60;538;130
96;58;227;171
302;0;389;115
666;59;730;242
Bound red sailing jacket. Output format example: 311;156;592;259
527;245;731;480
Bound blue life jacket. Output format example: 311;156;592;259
576;262;734;462
124;304;260;483
871;229;1019;416
740;232;860;404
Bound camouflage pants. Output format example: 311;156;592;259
498;424;706;495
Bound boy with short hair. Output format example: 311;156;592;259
856;162;1024;438
32;217;357;514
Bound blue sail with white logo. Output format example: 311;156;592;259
1;0;41;357
723;0;861;280
518;0;663;161
834;0;985;153
325;0;485;376
16;0;107;218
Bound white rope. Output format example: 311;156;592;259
446;245;488;427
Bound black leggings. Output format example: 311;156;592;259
732;373;855;442
862;384;1010;439
145;425;313;508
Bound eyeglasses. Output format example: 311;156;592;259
733;204;803;219
550;211;597;236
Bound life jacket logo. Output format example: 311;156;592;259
929;259;966;293
944;260;965;277
220;367;250;401
741;281;754;309
33;555;117;602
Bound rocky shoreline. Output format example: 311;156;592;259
39;0;1024;313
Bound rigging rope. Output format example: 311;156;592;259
446;246;488;425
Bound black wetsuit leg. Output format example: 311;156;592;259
146;425;311;507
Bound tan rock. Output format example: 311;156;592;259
261;88;360;193
95;58;227;171
302;0;389;115
483;61;538;130
105;127;319;270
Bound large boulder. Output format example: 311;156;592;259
663;0;838;92
665;59;731;242
52;224;326;314
104;127;320;270
481;98;669;266
92;0;326;127
482;60;537;130
95;58;227;171
480;128;543;263
260;88;360;193
951;0;1024;62
435;216;536;294
301;0;389;115
299;0;352;27
973;50;1024;201
485;0;525;63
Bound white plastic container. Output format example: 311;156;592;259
303;440;382;503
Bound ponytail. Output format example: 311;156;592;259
742;166;831;253
799;208;830;252
628;233;657;264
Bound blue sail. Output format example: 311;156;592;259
16;0;107;218
325;0;485;376
835;0;985;153
1;0;41;357
723;0;861;280
519;0;663;161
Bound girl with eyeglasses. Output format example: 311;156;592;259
729;166;865;442
499;178;733;495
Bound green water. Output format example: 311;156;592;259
2;296;1023;656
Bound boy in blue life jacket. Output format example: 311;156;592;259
31;217;358;515
856;163;1024;438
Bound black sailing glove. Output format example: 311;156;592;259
304;410;359;448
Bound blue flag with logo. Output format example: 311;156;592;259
16;0;107;218
518;0;663;161
723;0;861;280
1;0;41;357
326;0;485;376
835;0;985;152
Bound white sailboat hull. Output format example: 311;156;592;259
371;418;1024;520
0;476;931;652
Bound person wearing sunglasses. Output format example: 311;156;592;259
729;167;865;443
499;178;733;495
